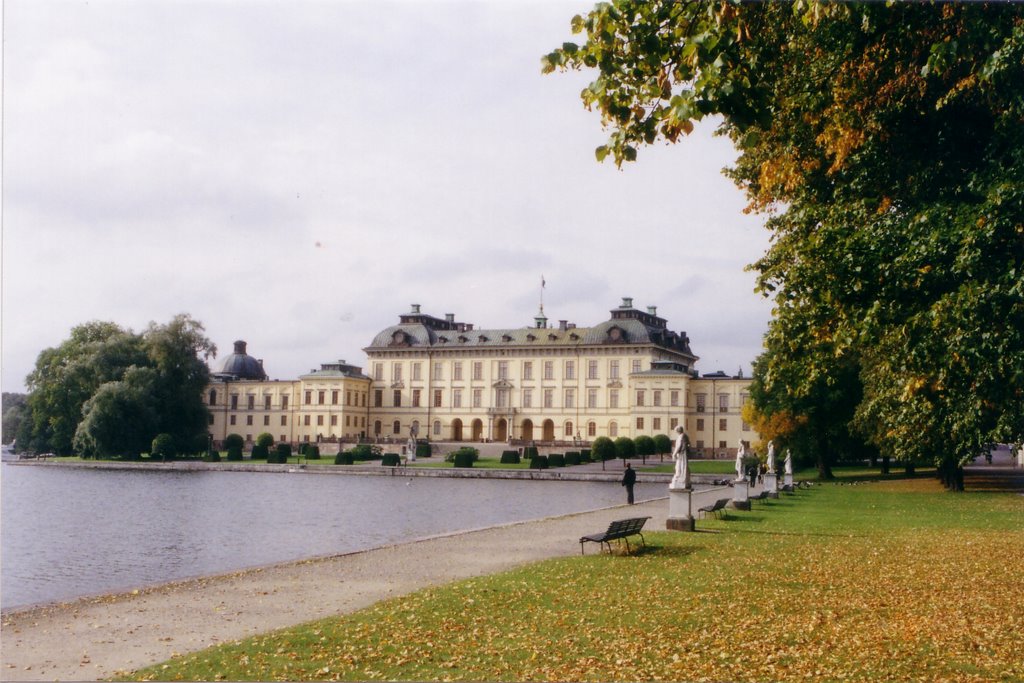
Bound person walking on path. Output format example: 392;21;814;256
621;462;637;504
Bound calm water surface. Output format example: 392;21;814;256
1;464;662;610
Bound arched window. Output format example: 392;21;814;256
588;421;596;437
609;421;618;437
374;420;382;436
393;420;401;435
208;389;217;406
433;420;441;436
564;421;574;437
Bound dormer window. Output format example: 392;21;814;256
548;333;558;341
570;332;580;340
502;334;513;342
458;335;468;343
438;336;449;344
607;326;625;342
478;335;489;343
527;333;537;342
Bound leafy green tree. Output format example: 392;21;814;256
74;366;159;459
653;433;672;461
256;432;274;448
26;322;146;454
614;436;635;462
591;436;616;462
2;393;28;446
633;434;656;464
547;2;1024;488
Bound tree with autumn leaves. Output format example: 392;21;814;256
546;2;1024;488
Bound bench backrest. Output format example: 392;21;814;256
606;517;650;535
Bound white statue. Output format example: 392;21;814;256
735;441;746;480
766;440;776;474
406;437;417;462
670;425;690;489
784;449;793;475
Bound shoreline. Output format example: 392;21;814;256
1;498;672;681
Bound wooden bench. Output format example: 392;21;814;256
697;498;731;519
579;517;651;555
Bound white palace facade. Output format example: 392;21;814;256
206;299;757;457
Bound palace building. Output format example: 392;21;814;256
205;299;756;456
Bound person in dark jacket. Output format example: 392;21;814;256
621;463;637;504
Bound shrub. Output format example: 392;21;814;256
523;445;539;460
445;446;479;463
269;443;291;464
226;446;243;461
204;451;221;463
530;454;549;470
305;445;321;460
654;433;672;458
592;437;616;462
250;444;268;460
381;453;402;466
151;433;176;461
256;432;274;449
634;435;656;462
614;436;636;461
223;433;244;451
416;441;433;458
335;451;354;465
580;449;592;463
350;444;382;461
453;450;475;468
565;451;581;466
500;450;520;464
548;453;565;468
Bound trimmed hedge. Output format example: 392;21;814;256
548;453;565;468
250;444;268;460
269;443;291;464
226;446;243;461
335;451;354;465
565;451;581;466
416;442;432;458
453;450;475;468
500;450;520;464
381;453;402;466
530;455;549;470
580;449;592;463
350;444;382;461
204;451;222;463
524;446;539;460
223;433;244;451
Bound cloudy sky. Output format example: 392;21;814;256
2;0;773;395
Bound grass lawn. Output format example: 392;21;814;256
124;475;1024;682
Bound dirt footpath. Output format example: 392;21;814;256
1;499;668;681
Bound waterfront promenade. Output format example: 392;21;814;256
1;486;696;681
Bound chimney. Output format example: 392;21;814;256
647;305;658;316
621;297;633;309
411;304;421;314
233;340;247;354
445;313;455;322
559;320;568;331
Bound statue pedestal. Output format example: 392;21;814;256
731;480;751;510
784;473;794;490
764;473;779;498
666;487;694;532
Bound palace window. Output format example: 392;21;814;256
587;389;598;408
230;415;236;425
433;362;443;380
632;359;642;373
498;361;509;380
317;415;324;426
609;421;618;437
304;415;311;426
264;415;270;426
496;388;509;408
247;415;253;426
543;361;554;380
565;421;574;437
453;362;463;381
318;390;325;405
331;415;338;426
208;389;217;405
393;389;402;407
472;362;483;381
412;389;421;408
564;389;575;409
523;361;533;380
670;390;680;407
670;417;679;430
587;360;599;380
248;395;255;410
543;389;554;408
609;390;619;409
588;421;596;437
281;395;288;409
373;363;383;381
522;388;532;408
231;395;239;409
392;363;403;382
412;363;422;381
696;394;706;413
374;389;383;407
265;395;272;410
653;390;662;407
719;394;729;411
281;415;287;426
453;389;462;408
653;418;661;430
636;417;643;430
697;418;705;431
393;420;401;435
472;389;482;408
720;418;728;431
636;390;645;407
332;390;339;405
433;420;441;436
609;360;620;379
565;360;575;380
304;391;312;405
434;389;443;408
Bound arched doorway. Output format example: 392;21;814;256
494;418;508;442
471;419;484;441
521;419;534;442
451;419;463;442
542;419;555;441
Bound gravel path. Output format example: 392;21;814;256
1;498;670;681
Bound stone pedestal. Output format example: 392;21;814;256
666;487;695;532
731;479;750;510
784;472;794;489
764;472;779;498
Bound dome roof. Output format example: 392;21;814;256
213;340;267;380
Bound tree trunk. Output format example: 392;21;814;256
881;455;890;475
816;432;834;480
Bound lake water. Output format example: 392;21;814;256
0;464;663;610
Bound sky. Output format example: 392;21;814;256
1;0;773;395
